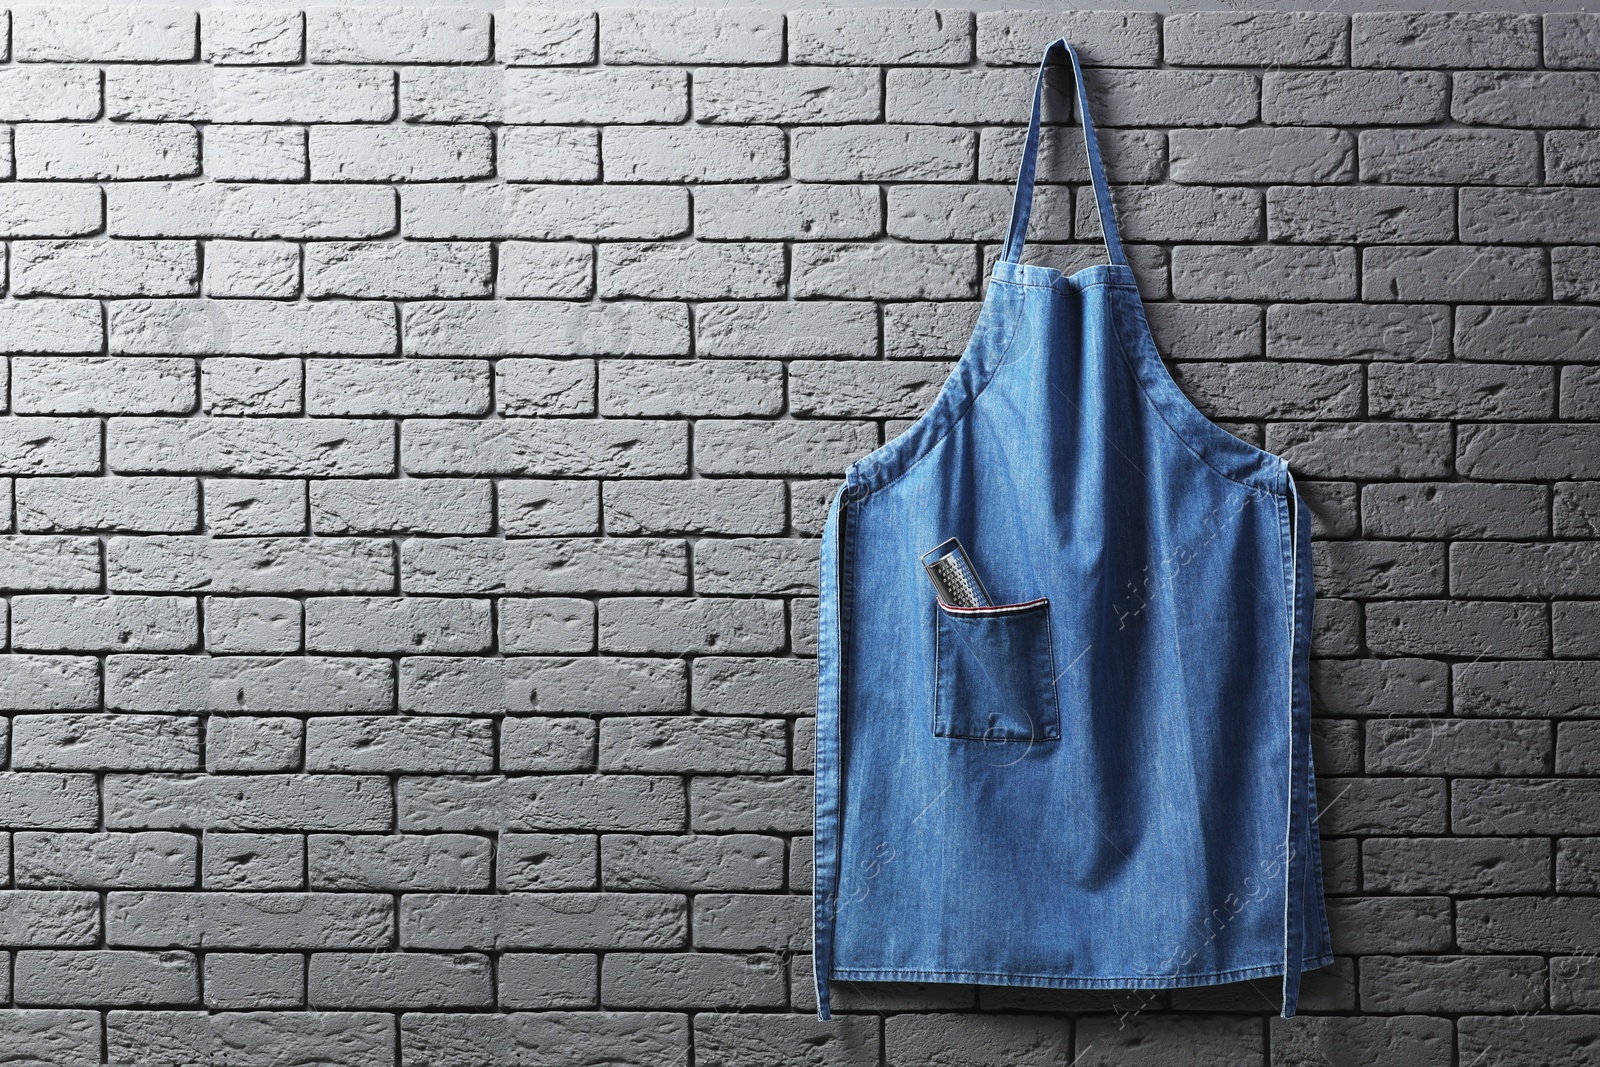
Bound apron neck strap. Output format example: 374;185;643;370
1000;38;1127;268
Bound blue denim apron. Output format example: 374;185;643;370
813;39;1332;1020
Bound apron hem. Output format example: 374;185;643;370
829;955;1337;990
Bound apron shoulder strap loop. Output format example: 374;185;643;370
1000;38;1127;269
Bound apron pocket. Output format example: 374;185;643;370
933;597;1061;742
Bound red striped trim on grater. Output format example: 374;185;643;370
937;597;1049;616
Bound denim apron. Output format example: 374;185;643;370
813;39;1332;1020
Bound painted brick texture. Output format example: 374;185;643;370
0;4;1596;1064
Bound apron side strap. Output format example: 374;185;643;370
1281;474;1314;1018
999;38;1128;269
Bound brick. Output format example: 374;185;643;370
1361;955;1544;1014
206;717;303;773
500;242;593;299
0;183;102;238
1365;600;1546;658
979;127;1166;185
1367;717;1549;775
1081;186;1260;244
15;832;196;889
1456;306;1600;362
696;68;880;124
1363;246;1546;303
0;534;101;588
599;360;781;418
401;774;685;833
1268;186;1453;244
1459;424;1600;479
111;418;392;477
496;959;598;1011
107;67;394;124
0;1011;101;1062
890;184;1054;243
204;954;303;1010
1165;12;1347;67
308;8;489;63
1556;247;1600;302
1458;897;1600;953
1173;246;1356;302
1459;1017;1600;1067
106;773;390;831
312;480;489;536
107;1011;393;1065
12;712;198;771
204;127;307;182
499;600;596;655
13;591;196;652
310;126;492;182
203;241;300;298
690;776;811;834
1088;70;1258;127
601;9;780;64
1453;542;1600;597
697;185;880;241
497;480;600;534
108;182;395;240
309;952;492;1010
0;68;101;121
1548;131;1600;185
889;1014;1083;1065
1462;188;1600;244
602;952;784;1009
0;890;99;946
1352;12;1539;69
403;893;685;952
202;832;303;890
498;128;599;182
791;9;972;65
1547;13;1600;70
15;5;196;61
792;242;975;300
402;1011;686;1067
599;597;784;655
497;10;596;65
975;11;1162;67
604;127;783;184
13;238;196;299
1363;482;1547;538
309;359;489;418
202;478;305;535
505;656;687;716
310;834;490;892
1360;129;1536;186
1369;363;1553;420
0;300;103;354
1455;661;1600;718
1364;837;1550;895
1453;72;1600;128
204;9;303;65
600;717;785;774
604;481;785;536
409;302;687;359
403;184;686;240
500;717;596;773
402;537;685;595
407;417;681;476
696;1013;879;1067
696;420;876;476
793;126;972;183
697;301;877;359
599;242;785;300
15;949;198;1007
13;356;192;416
504;69;686;124
307;717;493;774
497;834;598;891
15;124;196;181
1263;71;1447;126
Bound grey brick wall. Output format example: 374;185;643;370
0;3;1595;1064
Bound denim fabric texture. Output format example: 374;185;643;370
813;39;1333;1022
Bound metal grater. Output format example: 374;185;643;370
920;537;993;608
